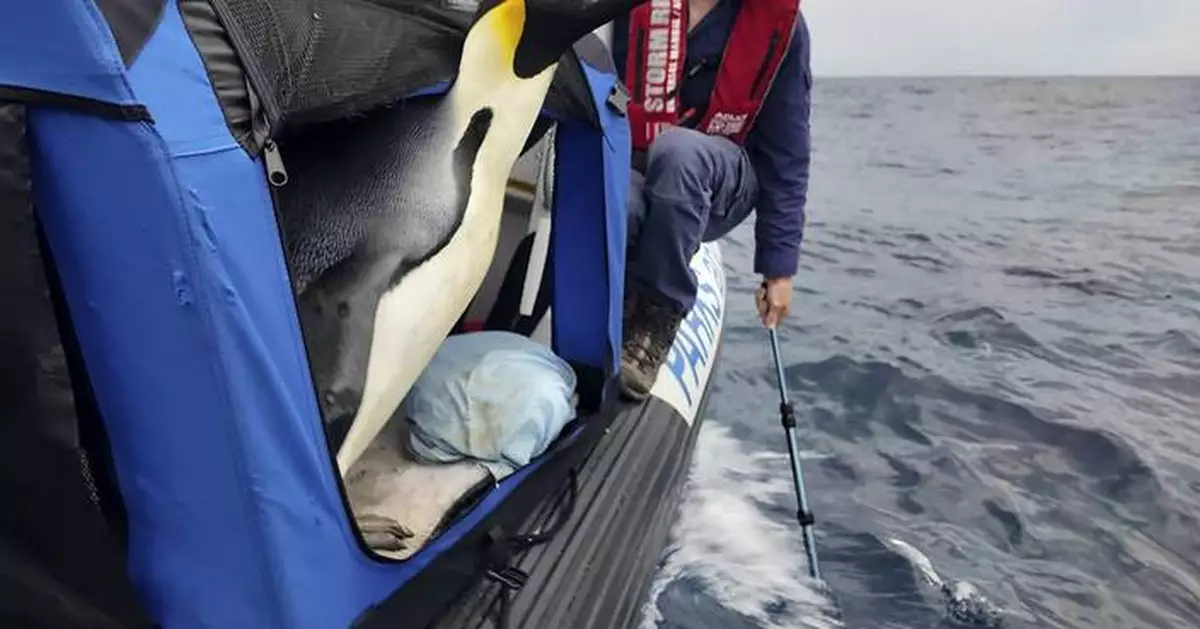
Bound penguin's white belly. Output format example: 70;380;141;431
332;52;556;474
335;179;505;474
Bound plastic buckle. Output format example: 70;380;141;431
606;82;629;117
487;565;530;591
485;527;530;591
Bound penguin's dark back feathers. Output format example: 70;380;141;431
270;96;494;438
273;97;469;295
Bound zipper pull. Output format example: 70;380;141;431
263;140;288;187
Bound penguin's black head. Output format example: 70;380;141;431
473;0;646;78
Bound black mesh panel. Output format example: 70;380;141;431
210;0;466;130
184;0;600;145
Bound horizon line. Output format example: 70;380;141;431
813;72;1200;79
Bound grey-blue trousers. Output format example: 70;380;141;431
626;126;759;314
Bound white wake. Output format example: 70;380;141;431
640;423;843;629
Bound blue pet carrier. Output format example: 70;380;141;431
0;1;633;627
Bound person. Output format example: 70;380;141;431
612;0;813;400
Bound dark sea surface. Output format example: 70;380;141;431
641;77;1200;629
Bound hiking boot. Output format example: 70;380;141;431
619;291;684;401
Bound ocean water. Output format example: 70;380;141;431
642;77;1200;629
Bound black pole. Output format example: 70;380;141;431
767;327;821;581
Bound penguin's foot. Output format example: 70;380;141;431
357;513;414;551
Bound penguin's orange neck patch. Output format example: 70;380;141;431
484;0;526;65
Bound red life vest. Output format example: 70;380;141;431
623;0;801;151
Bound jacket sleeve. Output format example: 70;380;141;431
745;13;812;278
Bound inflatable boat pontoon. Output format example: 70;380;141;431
0;1;728;628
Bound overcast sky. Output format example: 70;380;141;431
803;0;1200;76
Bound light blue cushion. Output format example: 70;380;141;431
405;331;577;480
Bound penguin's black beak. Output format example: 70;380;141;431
477;0;646;78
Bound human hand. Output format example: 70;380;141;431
755;276;793;329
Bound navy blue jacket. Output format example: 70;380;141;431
613;0;813;278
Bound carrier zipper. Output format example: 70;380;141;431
263;139;288;187
749;31;781;99
206;0;283;136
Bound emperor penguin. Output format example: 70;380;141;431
274;0;635;475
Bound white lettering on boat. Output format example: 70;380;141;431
649;242;726;425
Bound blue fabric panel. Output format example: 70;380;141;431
0;0;140;105
552;121;608;369
28;108;291;628
550;63;630;372
585;63;632;371
28;7;335;624
29;114;396;629
95;6;366;627
29;5;337;627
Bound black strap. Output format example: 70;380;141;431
485;470;579;628
485;527;528;629
508;469;578;549
0;87;151;122
493;586;513;629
